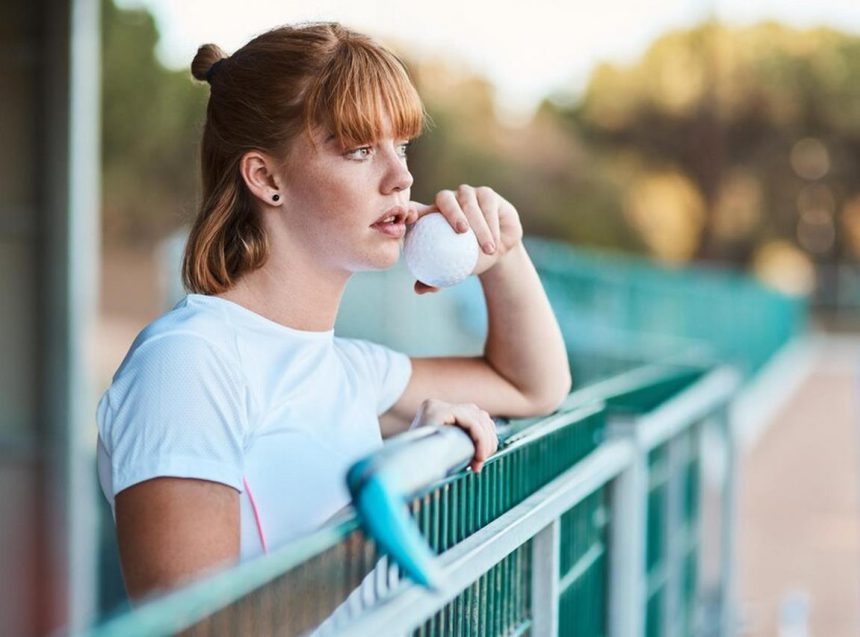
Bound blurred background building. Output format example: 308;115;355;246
2;0;859;634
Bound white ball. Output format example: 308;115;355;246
402;213;479;288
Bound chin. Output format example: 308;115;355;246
376;246;402;270
353;243;402;272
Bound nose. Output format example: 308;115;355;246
381;148;413;194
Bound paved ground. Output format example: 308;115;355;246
738;336;860;636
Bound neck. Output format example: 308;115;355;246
217;246;349;333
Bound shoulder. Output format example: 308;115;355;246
98;300;247;425
117;296;240;378
136;295;236;347
98;300;251;442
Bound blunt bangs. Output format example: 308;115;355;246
303;38;426;149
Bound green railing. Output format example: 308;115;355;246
527;238;806;381
557;488;607;637
645;431;701;637
405;404;605;636
86;362;739;637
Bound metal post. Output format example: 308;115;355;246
607;420;647;637
67;0;102;630
718;407;738;637
663;434;685;637
531;518;560;636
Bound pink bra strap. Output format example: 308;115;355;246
243;476;268;553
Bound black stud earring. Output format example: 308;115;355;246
272;194;280;202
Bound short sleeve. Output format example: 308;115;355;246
337;338;413;415
97;333;249;498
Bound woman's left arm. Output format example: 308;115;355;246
477;240;572;413
380;185;571;436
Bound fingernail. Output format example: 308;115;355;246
483;242;495;254
457;220;469;233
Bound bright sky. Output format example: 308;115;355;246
118;0;860;125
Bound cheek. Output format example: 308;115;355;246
298;173;364;222
293;183;369;255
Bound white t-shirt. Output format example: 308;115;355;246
96;293;412;560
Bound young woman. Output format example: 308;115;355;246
96;22;571;601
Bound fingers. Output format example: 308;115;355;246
408;201;436;223
431;186;499;256
414;281;441;295
455;186;496;255
410;399;499;472
471;419;498;473
433;190;469;234
448;403;498;473
475;187;501;253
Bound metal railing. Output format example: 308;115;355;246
526;238;806;380
86;362;740;637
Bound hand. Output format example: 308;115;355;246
409;399;499;472
409;185;524;294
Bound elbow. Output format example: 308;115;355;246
528;371;573;417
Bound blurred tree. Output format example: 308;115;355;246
559;21;860;266
409;58;644;254
101;0;205;246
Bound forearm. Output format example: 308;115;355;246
478;242;571;411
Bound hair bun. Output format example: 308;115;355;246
191;43;229;83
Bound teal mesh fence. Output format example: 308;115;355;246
644;426;703;637
527;237;807;380
558;489;608;637
407;406;604;636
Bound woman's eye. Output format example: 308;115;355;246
346;146;373;160
345;141;411;161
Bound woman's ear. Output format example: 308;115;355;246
239;151;284;206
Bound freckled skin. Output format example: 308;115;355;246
275;114;413;275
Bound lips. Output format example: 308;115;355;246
371;205;409;226
370;204;409;239
371;220;406;238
